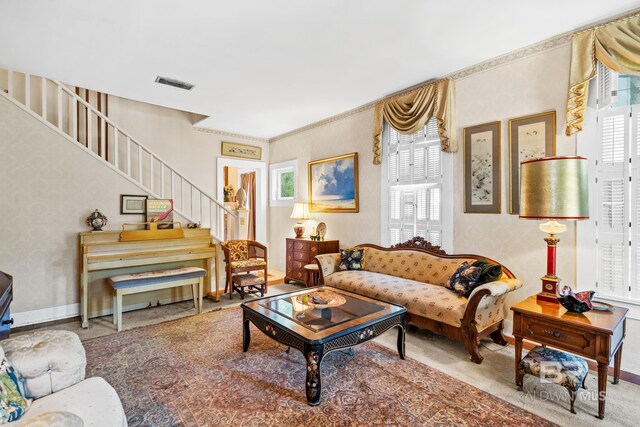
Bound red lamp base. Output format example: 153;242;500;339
537;276;560;304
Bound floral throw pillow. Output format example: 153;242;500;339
445;262;482;297
338;249;365;271
0;358;29;423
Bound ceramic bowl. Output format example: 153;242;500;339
557;288;595;313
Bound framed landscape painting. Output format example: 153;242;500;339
508;111;556;214
309;152;359;213
464;121;501;214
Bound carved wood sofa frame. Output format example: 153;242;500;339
316;240;517;364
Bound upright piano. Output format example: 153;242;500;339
80;227;218;328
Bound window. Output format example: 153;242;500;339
269;160;297;206
579;63;640;306
383;119;444;247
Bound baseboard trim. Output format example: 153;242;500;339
12;303;80;327
11;295;199;329
505;335;640;386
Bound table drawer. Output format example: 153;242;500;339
523;317;596;358
292;251;310;262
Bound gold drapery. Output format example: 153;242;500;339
372;78;456;164
566;13;640;136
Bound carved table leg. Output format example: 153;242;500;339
397;324;405;360
613;343;623;385
514;335;523;388
242;312;251;352
597;361;608;419
305;344;324;406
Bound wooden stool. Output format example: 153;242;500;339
304;263;319;287
231;274;266;299
519;346;589;414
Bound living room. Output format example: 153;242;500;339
1;1;640;426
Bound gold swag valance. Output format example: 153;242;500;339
566;13;640;136
372;78;456;164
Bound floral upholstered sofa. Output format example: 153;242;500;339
315;242;523;363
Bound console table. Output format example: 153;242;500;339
512;296;627;419
285;238;339;286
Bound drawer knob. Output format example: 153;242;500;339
543;328;568;339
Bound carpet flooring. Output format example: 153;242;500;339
84;307;555;426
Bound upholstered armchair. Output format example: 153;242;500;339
220;240;268;298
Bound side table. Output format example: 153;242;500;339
511;296;627;420
303;264;319;287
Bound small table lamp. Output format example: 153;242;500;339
290;202;311;238
519;156;589;303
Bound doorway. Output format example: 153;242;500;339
216;157;267;244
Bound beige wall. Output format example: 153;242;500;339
267;43;640;374
107;96;269;197
268;108;378;272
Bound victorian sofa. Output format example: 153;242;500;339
315;240;523;364
2;330;127;426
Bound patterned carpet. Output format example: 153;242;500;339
84;307;555;426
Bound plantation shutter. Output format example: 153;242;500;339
631;106;640;300
389;188;402;246
427;186;442;246
385;118;442;247
596;107;629;299
598;62;618;109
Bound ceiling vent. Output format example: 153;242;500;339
155;76;195;91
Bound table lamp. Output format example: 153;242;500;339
290;202;311;238
519;156;589;303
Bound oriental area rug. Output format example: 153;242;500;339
84;308;554;427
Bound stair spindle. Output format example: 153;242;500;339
7;70;12;97
71;97;78;141
86;106;92;151
114;130;119;169
160;163;165;198
57;85;63;130
126;137;131;175
41;77;47;121
24;74;30;109
137;146;143;184
100;114;106;160
149;155;154;193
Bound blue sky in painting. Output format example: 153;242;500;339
313;158;355;200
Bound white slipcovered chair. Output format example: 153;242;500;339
1;330;126;426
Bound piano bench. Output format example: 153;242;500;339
108;267;206;332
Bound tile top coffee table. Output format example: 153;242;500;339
241;286;407;405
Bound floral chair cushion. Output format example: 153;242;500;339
230;259;266;269
520;346;588;391
223;240;249;261
338;249;365;271
444;262;482;297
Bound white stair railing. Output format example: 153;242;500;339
0;69;236;242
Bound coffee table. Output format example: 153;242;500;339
241;286;406;405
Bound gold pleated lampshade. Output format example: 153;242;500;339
519;156;589;220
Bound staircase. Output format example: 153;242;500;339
0;69;236;242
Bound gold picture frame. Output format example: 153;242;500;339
221;141;262;160
508;111;556;214
308;152;359;213
464;121;501;214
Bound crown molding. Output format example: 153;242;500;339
193;126;268;143
269;7;640;143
